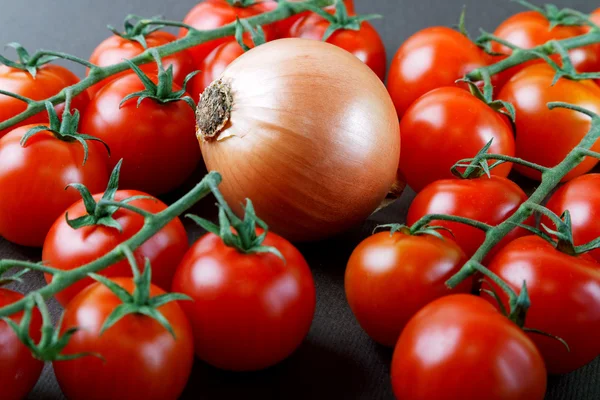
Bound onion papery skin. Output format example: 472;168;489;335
197;39;400;242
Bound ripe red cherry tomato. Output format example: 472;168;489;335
399;87;515;192
486;235;600;375
391;294;547;400
0;289;44;400
289;16;386;80
387;27;490;117
407;176;529;258
53;278;194;400
345;231;470;347
544;174;600;262
80;73;200;195
276;0;355;38
498;63;600;182
491;11;600;89
179;0;279;67
0;126;109;247
87;31;195;98
172;230;316;371
43;190;189;306
0;65;89;137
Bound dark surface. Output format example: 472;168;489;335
0;0;599;399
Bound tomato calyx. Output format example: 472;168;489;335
107;14;167;49
65;160;155;231
234;17;267;51
376;223;455;242
515;0;583;29
0;42;58;78
120;50;199;110
304;0;381;40
226;0;259;8
458;76;517;123
89;246;191;338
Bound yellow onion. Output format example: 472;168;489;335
196;38;400;242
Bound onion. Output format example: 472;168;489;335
196;39;400;242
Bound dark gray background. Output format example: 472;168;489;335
1;0;599;399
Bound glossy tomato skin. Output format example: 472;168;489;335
387;27;490;117
179;0;279;67
486;236;600;374
544;174;600;262
43;190;189;306
407;176;530;258
80;73;200;195
0;126;109;247
391;294;547;400
0;289;44;400
87;31;195;98
290;17;386;80
492;11;600;89
53;278;194;400
498;63;600;181
190;40;245;102
172;231;316;371
345;231;470;347
0;65;89;137
276;0;355;38
399;87;515;193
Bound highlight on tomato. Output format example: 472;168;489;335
0;43;89;137
497;63;600;182
0;102;109;247
87;15;195;98
81;54;201;196
172;199;316;371
391;294;547;400
43;160;189;306
398;86;515;193
345;226;470;347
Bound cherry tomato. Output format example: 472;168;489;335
0;65;89;137
486;235;600;374
391;294;547;400
289;16;386;80
498;63;600;181
407;176;530;259
172;230;316;371
399;87;515;192
276;0;355;38
53;278;194;400
43;190;189;306
345;231;470;347
591;8;600;27
179;0;279;67
0;289;44;400
491;11;600;89
0;126;109;247
544;174;600;262
80;73;200;195
387;27;490;117
87;31;195;98
189;40;245;101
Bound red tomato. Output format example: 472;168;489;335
544;174;600;262
498;63;600;182
289;16;386;80
591;8;600;26
407;176;530;259
0;289;44;400
87;31;195;98
0;64;89;137
0;126;109;247
172;230;316;371
80;73;201;195
53;278;194;400
399;87;515;192
179;0;279;67
491;11;600;89
276;0;355;38
391;294;547;400
486;235;600;374
387;27;490;117
43;190;189;306
345;231;470;347
189;40;245;101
